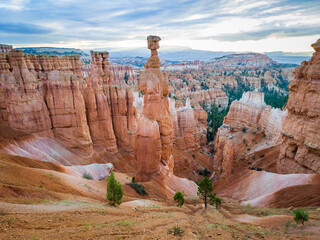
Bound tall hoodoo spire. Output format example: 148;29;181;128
135;35;174;182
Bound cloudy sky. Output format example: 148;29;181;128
0;0;319;52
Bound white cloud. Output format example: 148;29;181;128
2;0;320;52
0;0;28;10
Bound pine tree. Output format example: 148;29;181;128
173;192;185;207
293;209;309;226
197;176;213;209
106;171;123;206
209;193;221;209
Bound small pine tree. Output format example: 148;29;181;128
106;171;123;206
173;192;185;207
197;176;214;209
209;194;221;209
293;209;309;226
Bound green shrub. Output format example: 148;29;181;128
173;192;185;207
168;226;184;236
107;171;123;206
83;172;93;180
197;176;214;209
126;182;148;196
293;209;309;226
199;168;211;177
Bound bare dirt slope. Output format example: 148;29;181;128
0;199;320;239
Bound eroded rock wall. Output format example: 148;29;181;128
213;91;287;179
0;49;138;160
278;39;320;174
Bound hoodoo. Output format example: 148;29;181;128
135;35;174;182
134;36;197;196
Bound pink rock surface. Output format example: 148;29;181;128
218;170;314;207
66;163;113;180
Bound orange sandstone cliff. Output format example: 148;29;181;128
278;39;320;174
0;49;137;167
213;91;287;179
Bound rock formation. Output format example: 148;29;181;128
135;35;174;182
176;89;229;109
109;65;137;85
170;98;206;152
0;48;138;165
84;51;118;153
278;39;320;174
214;91;287;179
210;53;278;68
0;49;94;155
0;44;12;53
134;36;197;196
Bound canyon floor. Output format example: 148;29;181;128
1;198;320;239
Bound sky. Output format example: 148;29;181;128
0;0;319;52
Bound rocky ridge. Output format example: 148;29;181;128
0;49;137;162
213;91;287;179
278;39;320;174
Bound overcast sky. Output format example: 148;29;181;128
0;0;319;52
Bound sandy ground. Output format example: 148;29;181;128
1;199;320;240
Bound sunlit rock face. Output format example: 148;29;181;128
170;98;206;152
135;35;174;182
134;36;197;197
0;49;93;155
176;89;229;109
213;91;287;179
109;65;137;85
0;48;138;162
278;39;320;174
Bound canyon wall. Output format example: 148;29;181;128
169;98;207;152
278;39;320;174
0;49;137;163
213;91;287;179
109;65;137;85
176;89;228;109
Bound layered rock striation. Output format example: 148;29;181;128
109;65;137;85
134;36;197;196
0;49;138;163
278;39;320;174
214;91;287;179
135;35;174;182
176;89;228;109
170;98;207;152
